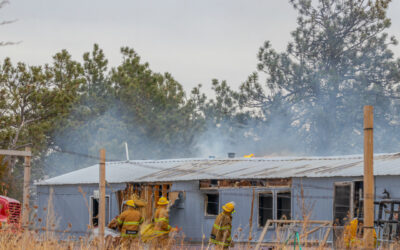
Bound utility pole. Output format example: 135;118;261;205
99;149;106;250
363;106;374;249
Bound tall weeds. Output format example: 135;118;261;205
2;184;400;249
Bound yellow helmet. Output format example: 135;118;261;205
157;197;169;205
126;200;136;207
222;202;235;213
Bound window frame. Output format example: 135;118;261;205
257;189;292;229
258;191;274;227
204;192;219;217
333;180;364;225
276;191;292;220
89;195;111;227
332;181;353;226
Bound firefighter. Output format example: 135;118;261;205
210;202;235;249
151;197;171;249
343;218;377;248
116;200;144;247
343;218;358;248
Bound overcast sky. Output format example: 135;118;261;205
1;0;400;95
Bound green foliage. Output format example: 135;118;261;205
0;52;82;197
42;45;203;177
81;43;112;116
111;47;197;158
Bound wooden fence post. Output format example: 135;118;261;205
22;147;31;228
248;188;255;241
363;106;374;249
99;149;106;250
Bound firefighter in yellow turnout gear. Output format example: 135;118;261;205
343;218;377;248
150;197;172;249
116;200;144;247
210;202;235;249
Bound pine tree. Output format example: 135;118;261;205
240;0;400;154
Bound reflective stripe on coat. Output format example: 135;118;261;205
154;207;171;233
210;212;232;247
117;207;144;237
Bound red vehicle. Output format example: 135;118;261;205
0;195;21;228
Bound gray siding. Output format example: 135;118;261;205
170;181;204;242
36;183;125;239
35;175;400;243
376;176;400;200
170;181;295;242
292;177;355;221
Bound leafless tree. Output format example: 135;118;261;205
0;0;18;46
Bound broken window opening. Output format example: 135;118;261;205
353;181;363;218
333;181;364;226
205;193;219;216
277;192;291;220
333;183;351;226
90;196;110;227
258;193;273;226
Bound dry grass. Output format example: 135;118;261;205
3;223;400;249
2;184;400;249
0;227;183;250
0;227;89;250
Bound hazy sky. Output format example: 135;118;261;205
1;0;400;95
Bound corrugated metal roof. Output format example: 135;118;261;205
35;153;400;185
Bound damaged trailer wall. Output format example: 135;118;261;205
36;183;125;239
169;180;296;243
115;183;172;220
169;177;363;244
35;182;174;239
34;179;342;242
35;175;400;243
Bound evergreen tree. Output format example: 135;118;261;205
240;0;400;154
111;47;198;159
0;53;81;197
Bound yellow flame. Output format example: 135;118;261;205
244;153;254;158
